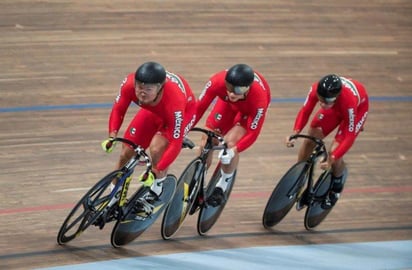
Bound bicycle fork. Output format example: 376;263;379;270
288;165;312;200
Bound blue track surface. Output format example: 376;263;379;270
1;96;411;113
38;240;412;270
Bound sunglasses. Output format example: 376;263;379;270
226;83;250;95
317;95;337;104
135;82;162;92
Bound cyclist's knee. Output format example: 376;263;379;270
332;158;346;176
119;147;134;167
149;135;168;160
308;126;325;138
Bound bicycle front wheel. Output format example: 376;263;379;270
161;159;202;240
197;163;237;236
57;170;121;245
262;161;308;228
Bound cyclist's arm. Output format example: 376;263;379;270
195;72;226;126
108;74;135;135
293;86;317;133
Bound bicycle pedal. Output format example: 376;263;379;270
189;202;200;215
92;217;106;230
134;212;152;221
98;222;106;230
295;200;307;211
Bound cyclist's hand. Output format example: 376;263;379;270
218;148;235;165
138;170;156;187
101;137;116;153
320;155;334;170
285;136;296;148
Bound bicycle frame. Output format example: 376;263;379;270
285;136;325;197
96;138;152;226
161;127;235;239
189;127;227;206
57;137;155;245
290;134;329;203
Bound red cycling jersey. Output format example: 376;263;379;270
293;77;369;160
108;71;197;171
196;70;271;152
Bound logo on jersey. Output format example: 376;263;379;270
130;127;136;135
318;113;324;120
215;113;222;121
356;111;368;133
348;108;355;132
184;114;196;137
251;108;264;130
173;111;183;139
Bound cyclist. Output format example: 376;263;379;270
195;64;271;206
286;74;369;209
101;61;197;213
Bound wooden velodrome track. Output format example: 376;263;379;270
1;1;411;269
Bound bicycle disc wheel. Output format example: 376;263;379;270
304;168;347;230
111;175;177;247
57;170;121;245
262;161;308;228
197;164;237;236
161;159;202;240
304;171;332;230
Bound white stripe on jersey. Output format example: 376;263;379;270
340;77;361;106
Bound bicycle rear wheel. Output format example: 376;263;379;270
57;170;121;244
197;163;237;236
161;159;202;240
262;161;308;228
304;171;332;230
111;175;177;247
304;169;347;230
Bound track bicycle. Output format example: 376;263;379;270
161;127;237;239
57;137;176;247
262;134;347;230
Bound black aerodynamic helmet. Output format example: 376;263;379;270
317;74;342;99
225;64;255;87
135;61;166;84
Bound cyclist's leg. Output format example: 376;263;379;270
202;99;238;169
149;106;196;190
299;107;341;162
203;101;241;205
207;102;242;174
327;105;368;205
212;124;245;193
124;111;170;214
323;146;345;209
298;126;323;162
329;138;346;185
327;146;345;208
121;109;160;179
